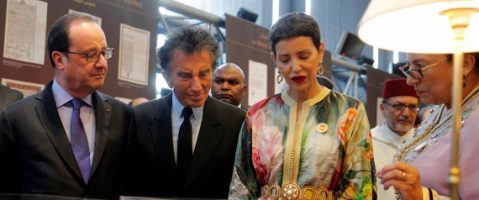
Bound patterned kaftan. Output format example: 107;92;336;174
229;88;375;199
396;84;479;199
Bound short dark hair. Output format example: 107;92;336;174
269;12;321;56
47;13;95;68
158;27;219;75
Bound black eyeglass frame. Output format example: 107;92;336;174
399;58;447;80
63;48;114;63
383;102;420;112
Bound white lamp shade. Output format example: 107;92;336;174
358;0;479;53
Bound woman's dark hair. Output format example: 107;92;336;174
269;12;321;56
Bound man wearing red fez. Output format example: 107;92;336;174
371;79;419;200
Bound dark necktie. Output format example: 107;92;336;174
70;98;91;183
177;107;193;185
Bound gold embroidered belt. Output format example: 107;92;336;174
261;183;333;200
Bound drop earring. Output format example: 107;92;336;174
276;71;283;84
317;63;324;75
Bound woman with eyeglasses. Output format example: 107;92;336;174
377;53;479;199
228;12;375;200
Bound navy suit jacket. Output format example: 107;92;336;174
125;94;245;199
0;81;134;199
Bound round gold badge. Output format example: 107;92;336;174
316;123;328;133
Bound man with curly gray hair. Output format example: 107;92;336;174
125;27;245;199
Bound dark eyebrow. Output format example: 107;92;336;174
199;68;211;74
177;71;192;76
297;50;311;54
72;48;102;54
278;53;291;58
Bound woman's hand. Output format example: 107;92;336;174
377;162;423;200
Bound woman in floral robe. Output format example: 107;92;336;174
228;12;375;200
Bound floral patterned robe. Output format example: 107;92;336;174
229;88;375;199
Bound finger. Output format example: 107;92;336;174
376;170;384;178
389;179;423;200
383;172;420;192
383;179;403;191
393;162;418;175
377;166;394;180
379;169;404;184
383;179;414;192
381;162;401;171
381;162;406;174
400;171;407;181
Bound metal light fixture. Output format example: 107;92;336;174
358;1;479;199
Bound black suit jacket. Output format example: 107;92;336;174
125;95;245;199
0;85;23;110
0;82;134;199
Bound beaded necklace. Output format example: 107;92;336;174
395;105;450;162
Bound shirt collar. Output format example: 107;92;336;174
171;90;204;119
375;124;414;145
52;79;92;108
281;87;331;107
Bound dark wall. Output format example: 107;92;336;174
366;67;402;127
225;14;275;107
0;0;159;100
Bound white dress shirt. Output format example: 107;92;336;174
171;91;204;163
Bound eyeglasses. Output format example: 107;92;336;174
64;48;114;62
384;102;419;112
399;58;447;80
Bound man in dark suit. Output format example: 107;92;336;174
0;13;133;199
125;27;245;199
0;85;23;110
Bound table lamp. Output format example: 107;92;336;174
358;1;479;199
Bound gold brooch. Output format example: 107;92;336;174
282;183;300;200
316;123;328;133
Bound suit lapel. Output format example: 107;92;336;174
184;97;224;188
90;92;111;175
150;95;177;180
36;82;84;182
